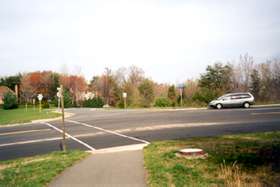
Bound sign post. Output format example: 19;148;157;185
179;88;183;107
57;88;61;111
59;85;66;151
32;99;36;111
177;83;185;107
122;92;127;109
37;94;43;112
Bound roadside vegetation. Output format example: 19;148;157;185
0;54;279;109
0;150;88;186
144;131;280;186
0;107;60;125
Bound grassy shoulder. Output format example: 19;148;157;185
0;150;88;186
144;131;280;187
0;106;60;125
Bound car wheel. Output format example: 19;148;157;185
243;102;250;108
216;104;222;109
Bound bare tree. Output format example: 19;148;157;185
239;53;254;91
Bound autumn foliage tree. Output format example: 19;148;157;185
60;75;87;106
20;71;57;104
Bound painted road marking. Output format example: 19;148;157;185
0;132;106;148
0;129;51;136
66;119;150;144
0;137;61;147
115;122;220;133
42;122;96;151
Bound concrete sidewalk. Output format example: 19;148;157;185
49;148;147;187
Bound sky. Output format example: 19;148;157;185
1;0;280;83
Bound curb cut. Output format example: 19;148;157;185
31;112;74;123
87;143;149;154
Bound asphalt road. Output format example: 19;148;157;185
1;106;280;160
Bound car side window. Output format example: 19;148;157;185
223;96;231;100
242;94;251;98
231;95;241;100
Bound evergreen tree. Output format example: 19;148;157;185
250;69;261;100
167;85;176;107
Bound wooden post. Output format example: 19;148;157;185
60;85;66;151
15;84;19;103
180;88;183;107
39;100;42;112
124;97;127;109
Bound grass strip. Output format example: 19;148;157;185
0;107;60;125
144;131;280;187
0;150;88;186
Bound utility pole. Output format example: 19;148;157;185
60;85;66;151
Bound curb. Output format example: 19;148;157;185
252;104;280;108
88;143;149;154
31;112;74;123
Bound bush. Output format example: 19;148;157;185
154;97;171;107
41;100;50;108
192;88;217;104
63;90;73;108
3;92;18;110
83;97;104;108
54;89;73;108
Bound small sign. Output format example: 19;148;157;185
57;92;62;98
122;92;127;98
177;83;185;89
37;94;43;101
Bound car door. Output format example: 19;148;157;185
230;94;242;107
221;96;232;107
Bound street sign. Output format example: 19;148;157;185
37;94;43;113
37;94;43;101
177;83;185;89
122;92;127;109
57;92;62;98
123;92;127;98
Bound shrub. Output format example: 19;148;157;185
83;97;104;108
192;88;217;104
154;97;171;107
54;89;73;108
41;100;50;108
63;90;73;108
3;92;18;110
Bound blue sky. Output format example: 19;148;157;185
1;0;280;83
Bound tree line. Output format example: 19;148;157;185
1;54;279;108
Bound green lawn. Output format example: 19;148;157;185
0;151;88;186
144;131;280;187
0;107;60;125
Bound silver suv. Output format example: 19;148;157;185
209;92;254;109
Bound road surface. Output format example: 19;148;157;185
1;106;280;160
